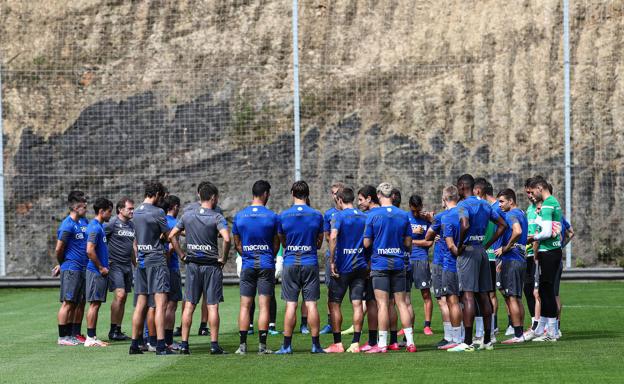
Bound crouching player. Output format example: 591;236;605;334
495;189;528;344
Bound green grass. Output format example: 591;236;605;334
1;282;623;383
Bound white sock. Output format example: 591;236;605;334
403;327;414;346
535;317;546;335
475;316;484;338
491;314;496;333
452;326;462;343
378;331;388;348
460;322;465;340
443;321;452;341
547;317;558;337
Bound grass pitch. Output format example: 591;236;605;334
1;282;623;383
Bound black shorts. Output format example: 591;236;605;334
328;269;367;303
500;260;526;298
554;261;563;296
431;263;444;299
489;260;498;290
185;263;224;305
86;270;108;303
364;277;376;301
442;270;460;297
168;269;183;302
134;267;148;295
108;264;132;293
411;260;432;289
404;266;413;292
457;245;493;293
538;249;563;286
145;257;170;295
524;256;537;289
281;265;320;302
371;269;406;295
59;270;85;303
240;268;276;297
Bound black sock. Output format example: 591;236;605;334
333;332;341;344
64;324;72;337
259;330;268;345
211;341;219;349
352;331;361;343
156;339;166;352
181;340;189;349
240;330;248;344
312;336;321;348
71;323;81;336
424;320;432;327
508;315;512;327
368;330;378;346
283;335;292;348
200;322;207;329
58;324;66;338
390;330;398;344
110;324;117;334
301;316;308;327
494;315;498;329
149;335;157;346
558;319;561;329
327;314;331;325
484;330;491;344
87;328;96;338
514;326;524;338
116;325;123;333
138;335;144;346
131;339;139;349
165;329;173;345
532;320;538;330
464;327;473;345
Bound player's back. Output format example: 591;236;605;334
333;208;367;272
233;205;278;269
279;204;323;266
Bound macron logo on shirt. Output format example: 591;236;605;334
137;245;153;251
377;248;401;255
343;248;363;255
243;244;270;252
287;245;312;252
188;244;213;252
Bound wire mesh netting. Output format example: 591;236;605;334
0;0;623;275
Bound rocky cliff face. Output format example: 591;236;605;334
0;1;622;274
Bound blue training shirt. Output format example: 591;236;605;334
500;208;528;262
324;207;339;258
364;205;412;271
165;215;179;272
279;204;323;266
458;195;501;245
332;207;367;273
430;211;447;266
232;205;279;270
441;207;461;273
561;216;571;247
58;215;89;272
409;214;431;262
86;218;109;274
489;201;504;251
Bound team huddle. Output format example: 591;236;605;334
53;174;572;355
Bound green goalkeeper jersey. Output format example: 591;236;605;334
537;195;563;252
